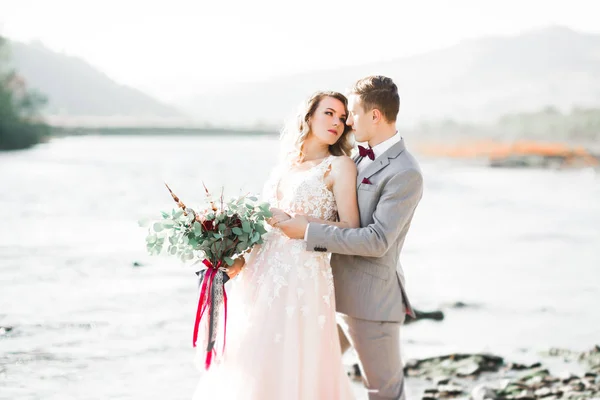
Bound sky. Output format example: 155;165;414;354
0;0;598;101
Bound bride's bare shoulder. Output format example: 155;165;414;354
330;155;357;175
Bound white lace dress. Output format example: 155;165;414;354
192;155;355;400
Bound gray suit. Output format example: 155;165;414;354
306;138;423;400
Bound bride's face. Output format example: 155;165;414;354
307;97;347;146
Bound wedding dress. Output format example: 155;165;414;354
192;155;355;400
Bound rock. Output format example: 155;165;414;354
404;353;505;379
519;368;550;382
404;308;445;325
471;384;498;400
455;360;481;376
0;326;13;335
507;362;541;371
445;301;469;308
434;376;451;385
534;387;552;397
515;389;535;399
437;383;464;396
527;374;546;386
541;375;560;384
346;363;361;381
410;346;600;400
569;380;586;392
558;371;579;383
584;372;597;379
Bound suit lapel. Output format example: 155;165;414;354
358;138;406;182
354;154;364;186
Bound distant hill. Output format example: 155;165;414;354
178;26;600;128
8;40;185;124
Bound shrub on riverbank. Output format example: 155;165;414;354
0;35;50;150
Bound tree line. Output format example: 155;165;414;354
0;35;50;150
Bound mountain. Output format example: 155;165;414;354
7;40;185;125
178;26;600;128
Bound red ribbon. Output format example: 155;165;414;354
192;259;228;370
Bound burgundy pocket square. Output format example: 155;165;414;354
361;178;372;184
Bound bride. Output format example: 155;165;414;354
192;90;360;400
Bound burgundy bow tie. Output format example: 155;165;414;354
358;145;375;160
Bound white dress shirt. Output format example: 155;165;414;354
356;131;401;174
303;132;402;241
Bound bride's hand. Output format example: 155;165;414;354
267;208;292;227
225;256;245;279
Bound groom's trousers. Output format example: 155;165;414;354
338;314;406;400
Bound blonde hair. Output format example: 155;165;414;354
280;91;354;162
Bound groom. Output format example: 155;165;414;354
278;76;423;400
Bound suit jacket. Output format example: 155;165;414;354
306;138;423;322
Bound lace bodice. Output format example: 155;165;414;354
262;155;338;222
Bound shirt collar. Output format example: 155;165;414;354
371;131;401;159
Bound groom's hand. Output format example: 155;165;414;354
277;215;309;239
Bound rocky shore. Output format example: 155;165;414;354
404;346;600;400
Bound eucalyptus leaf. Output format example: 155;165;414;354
147;234;157;244
153;222;164;232
236;242;246;252
232;227;243;235
242;221;251;233
224;257;234;266
193;221;202;235
173;210;184;218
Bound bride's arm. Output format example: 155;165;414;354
305;156;359;229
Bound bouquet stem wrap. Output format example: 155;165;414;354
194;259;230;370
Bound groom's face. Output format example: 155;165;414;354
347;94;371;143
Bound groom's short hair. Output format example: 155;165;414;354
350;76;400;123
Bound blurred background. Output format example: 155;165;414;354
1;1;599;399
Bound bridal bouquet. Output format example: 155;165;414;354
141;183;272;369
